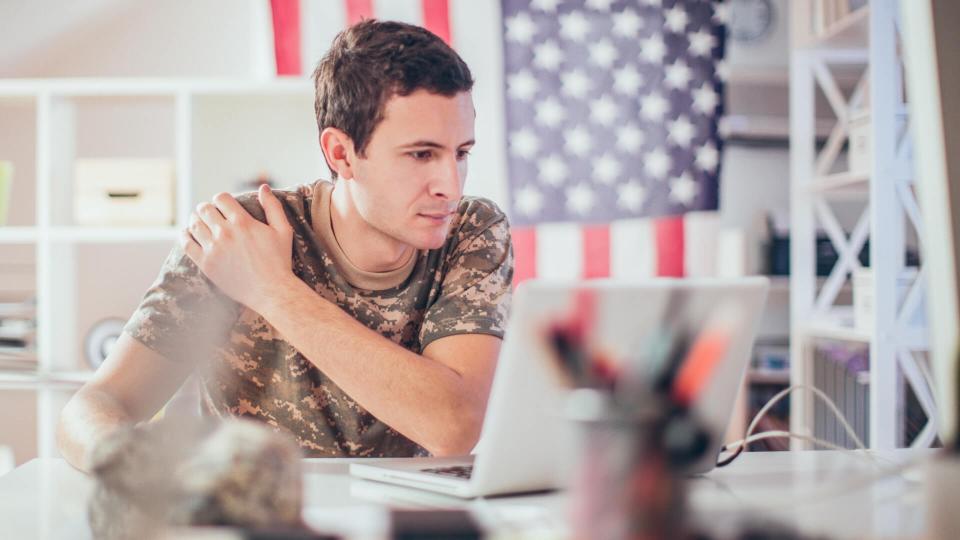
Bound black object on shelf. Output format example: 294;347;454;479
766;234;920;277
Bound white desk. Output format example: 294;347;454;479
0;450;933;539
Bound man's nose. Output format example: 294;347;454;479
429;155;464;201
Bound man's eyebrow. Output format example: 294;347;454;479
398;139;476;149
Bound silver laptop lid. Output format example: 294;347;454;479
471;277;769;495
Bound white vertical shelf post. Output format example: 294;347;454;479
176;90;193;228
789;2;818;447
35;92;80;458
868;0;905;449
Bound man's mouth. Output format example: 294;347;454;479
418;211;454;222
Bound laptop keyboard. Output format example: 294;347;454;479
420;465;474;479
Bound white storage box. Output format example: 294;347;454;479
853;267;926;333
74;159;175;226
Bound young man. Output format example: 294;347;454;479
58;20;513;470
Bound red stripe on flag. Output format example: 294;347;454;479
582;224;611;279
345;0;374;24
655;216;685;277
270;0;302;76
421;0;452;45
511;226;537;288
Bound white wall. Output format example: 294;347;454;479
0;0;264;79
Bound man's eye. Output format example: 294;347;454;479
456;150;472;161
410;150;433;161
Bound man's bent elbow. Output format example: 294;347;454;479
427;402;485;457
56;386;131;474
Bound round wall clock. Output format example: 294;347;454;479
729;0;776;44
84;318;125;370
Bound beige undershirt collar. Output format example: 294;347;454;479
311;181;418;291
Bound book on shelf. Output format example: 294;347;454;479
0;300;37;354
0;358;37;371
0;302;35;320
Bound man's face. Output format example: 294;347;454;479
348;89;475;250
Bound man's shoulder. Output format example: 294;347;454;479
450;196;509;241
232;182;319;224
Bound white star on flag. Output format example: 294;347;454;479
612;9;643;37
640;34;667;64
559;11;591;42
665;5;690;33
535;97;566;128
668;115;696;148
665;59;693;89
614;64;644;95
590;95;619;126
589;39;618;69
688;29;716;57
716;59;731;81
593;153;622;185
696;143;720;173
566;183;596;215
713;3;731;24
507;70;539;101
645;147;672;179
617;181;648;212
670;173;699;205
533;40;563;71
515;185;544;216
511;129;540;160
564;129;593;157
641;92;670;121
692;83;719;114
616;124;645;153
561;69;592;99
505;12;537;43
538;154;569;186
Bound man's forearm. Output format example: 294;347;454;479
259;278;484;456
57;387;133;473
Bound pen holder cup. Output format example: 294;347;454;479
566;390;687;540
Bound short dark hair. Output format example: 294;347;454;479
312;19;474;179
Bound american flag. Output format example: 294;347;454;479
269;0;728;285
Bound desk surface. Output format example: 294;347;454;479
0;449;934;539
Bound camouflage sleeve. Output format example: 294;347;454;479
123;244;243;363
418;216;514;350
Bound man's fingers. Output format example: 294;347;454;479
179;228;204;264
188;212;214;249
212;192;248;223
196;202;227;236
258;185;291;233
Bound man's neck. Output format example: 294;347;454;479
328;182;415;273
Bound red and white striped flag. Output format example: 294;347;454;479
269;0;723;286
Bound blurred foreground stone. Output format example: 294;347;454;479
87;418;304;540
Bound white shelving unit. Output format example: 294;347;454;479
0;77;320;458
789;0;938;449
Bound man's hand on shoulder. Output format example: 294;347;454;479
182;185;297;312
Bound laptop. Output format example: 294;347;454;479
350;277;769;498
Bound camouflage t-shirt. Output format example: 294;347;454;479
123;180;513;457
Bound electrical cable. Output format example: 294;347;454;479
716;384;867;467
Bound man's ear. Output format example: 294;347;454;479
320;127;357;180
